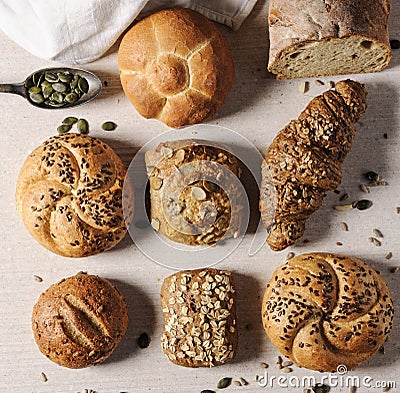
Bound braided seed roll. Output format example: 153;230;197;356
262;253;394;372
260;80;367;251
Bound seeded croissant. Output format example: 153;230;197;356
260;80;367;251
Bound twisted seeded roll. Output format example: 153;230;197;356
268;0;392;79
32;274;128;368
262;253;394;372
145;140;244;245
16;133;133;257
260;80;367;251
161;268;237;367
118;8;234;128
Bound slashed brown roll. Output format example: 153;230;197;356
32;274;128;368
161;268;237;367
262;253;394;372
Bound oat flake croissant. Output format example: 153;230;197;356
260;80;367;251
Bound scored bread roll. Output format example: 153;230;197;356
262;253;394;372
16;133;133;257
145;139;245;245
161;268;237;367
268;0;392;79
118;8;234;128
32;273;128;368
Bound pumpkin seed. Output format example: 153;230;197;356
217;377;232;389
57;124;72;135
78;77;89;93
356;199;373;211
58;72;73;83
30;93;44;104
41;80;51;88
48;101;65;108
42;86;53;98
52;82;67;93
191;186;207;201
62;117;78;126
137;332;150;348
36;72;45;86
201;390;216;393
101;121;117;131
45;72;58;83
65;92;79;103
77;119;89;134
28;86;41;94
51;92;64;103
312;384;330;393
365;171;380;182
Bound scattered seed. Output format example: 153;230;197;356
281;367;293;373
315;80;324;86
365;171;380;182
349;386;357;393
276;356;282;365
282;360;293;367
299;81;309;93
101;121;117;131
368;237;382;247
385;252;393;260
339;193;349;202
334;204;353;211
233;381;242;387
373;228;383;238
356;199;373;211
254;375;259;382
336;241;343;246
378;180;388;186
217;377;232;389
40;372;47;382
382;387;391;392
239;378;248;386
384;133;388;139
390;267;399;273
259;362;269;368
286;252;295;261
137;332;150;349
57;124;72;134
329;81;335;88
339;222;348;232
390;39;400;49
396;207;400;215
33;275;43;282
201;391;216;393
303;390;311;393
76;271;87;275
312;384;330;393
360;184;370;193
77;118;89;134
62;116;78;126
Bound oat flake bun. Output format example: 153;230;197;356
262;253;394;372
16;133;133;258
32;274;128;368
118;8;234;128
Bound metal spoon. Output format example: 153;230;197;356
0;67;102;109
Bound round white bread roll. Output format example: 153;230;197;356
16;133;133;258
262;253;394;372
118;8;234;128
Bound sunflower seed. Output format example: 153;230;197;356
217;377;232;389
239;378;248;386
286;252;295;260
329;81;335;88
254;375;259;382
390;267;399;273
233;381;242;387
334;204;353;211
299;81;309;93
34;275;43;282
396;207;400;215
349;387;357;393
339;222;349;232
373;228;383;238
281;367;293;373
260;362;269;368
315;80;324;86
360;184;370;193
339;193;349;202
385;252;393;260
282;360;293;367
40;372;47;382
101;121;117;131
368;237;381;247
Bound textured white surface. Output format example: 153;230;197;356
0;1;399;392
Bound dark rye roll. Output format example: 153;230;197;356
262;253;394;372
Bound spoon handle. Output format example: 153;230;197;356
0;83;25;96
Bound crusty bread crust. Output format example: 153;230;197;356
262;253;394;372
268;0;392;79
161;268;237;367
32;274;128;369
118;8;234;128
16;133;133;257
260;80;367;251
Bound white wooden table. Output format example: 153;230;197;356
1;1;399;392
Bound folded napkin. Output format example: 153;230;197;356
0;0;257;64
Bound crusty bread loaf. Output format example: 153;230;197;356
260;80;367;251
118;8;234;128
262;253;394;372
32;274;128;368
145;140;244;245
161;268;237;367
268;0;392;79
16;133;133;257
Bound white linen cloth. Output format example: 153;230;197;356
0;0;257;64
